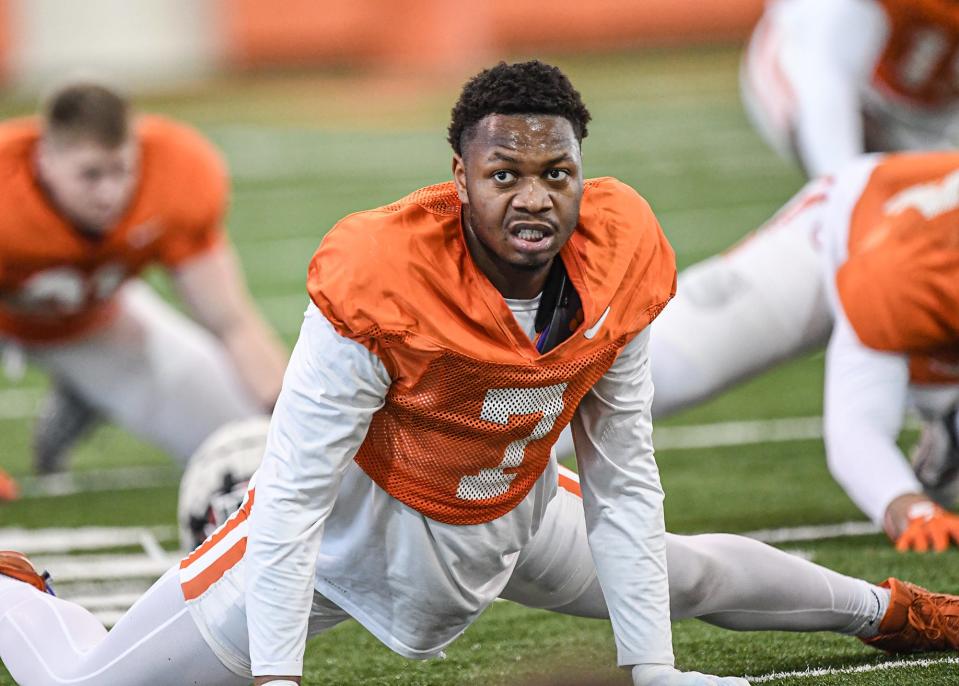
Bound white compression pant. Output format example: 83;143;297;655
0;490;886;685
0;569;247;686
647;180;833;419
25;280;262;463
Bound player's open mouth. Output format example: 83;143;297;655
508;223;555;253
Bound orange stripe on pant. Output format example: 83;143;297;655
182;536;248;601
179;471;583;603
180;488;255;601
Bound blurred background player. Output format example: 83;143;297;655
741;0;959;178
0;82;288;477
648;150;959;552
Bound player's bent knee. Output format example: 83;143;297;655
665;533;726;620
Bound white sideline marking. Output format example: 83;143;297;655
0;386;42;419
32;553;170;581
0;525;176;553
742;521;881;544
654;416;824;450
16;466;180;499
749;655;959;683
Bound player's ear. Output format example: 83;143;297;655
452;154;468;204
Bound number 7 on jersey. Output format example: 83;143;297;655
456;382;568;501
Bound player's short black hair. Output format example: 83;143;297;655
448;60;591;156
43;83;130;148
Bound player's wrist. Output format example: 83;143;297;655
883;493;934;540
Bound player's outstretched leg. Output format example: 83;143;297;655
505;486;959;655
0;552;247;686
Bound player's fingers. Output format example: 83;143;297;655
914;529;930;553
896;531;913;552
947;521;959;547
931;525;949;553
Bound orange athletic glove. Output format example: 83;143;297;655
0;468;18;501
895;501;959;552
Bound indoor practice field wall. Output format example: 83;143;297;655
0;0;763;90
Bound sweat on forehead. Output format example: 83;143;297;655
462;114;580;158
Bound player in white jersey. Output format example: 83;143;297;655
741;0;959;179
4;62;959;686
649;150;959;553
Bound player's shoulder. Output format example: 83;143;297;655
319;181;460;263
579;176;665;254
0;117;39;176
136;115;227;222
137;115;226;183
582;175;655;217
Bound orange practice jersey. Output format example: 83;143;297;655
838;152;959;384
0;116;227;343
873;0;959;107
308;178;676;525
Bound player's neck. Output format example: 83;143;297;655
462;220;550;300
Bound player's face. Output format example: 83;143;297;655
37;136;139;235
453;114;583;299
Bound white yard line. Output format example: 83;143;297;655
0;386;42;419
742;521;881;544
16;465;180;499
749;655;959;683
0;525;176;553
654;416;824;450
31;553;171;581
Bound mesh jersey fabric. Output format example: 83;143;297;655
307;177;675;524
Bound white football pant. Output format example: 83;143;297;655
0;486;886;685
26;280;262;463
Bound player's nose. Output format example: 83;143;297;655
512;178;553;213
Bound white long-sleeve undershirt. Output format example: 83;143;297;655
774;0;888;176
823;311;923;524
245;300;672;676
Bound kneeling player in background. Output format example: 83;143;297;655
0;82;288;476
647;151;959;552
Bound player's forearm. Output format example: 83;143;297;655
248;306;390;674
822;318;919;523
782;0;885;176
222;311;288;408
572;329;674;666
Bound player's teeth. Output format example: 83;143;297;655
518;229;544;241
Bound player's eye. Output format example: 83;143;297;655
492;170;516;184
546;169;569;181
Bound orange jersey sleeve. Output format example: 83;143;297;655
838;152;959;355
307;178;675;524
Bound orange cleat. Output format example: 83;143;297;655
862;578;959;653
0;469;18;501
0;551;54;595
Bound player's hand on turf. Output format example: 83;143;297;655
632;664;750;685
891;498;959;552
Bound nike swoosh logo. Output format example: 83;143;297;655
583;306;611;339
